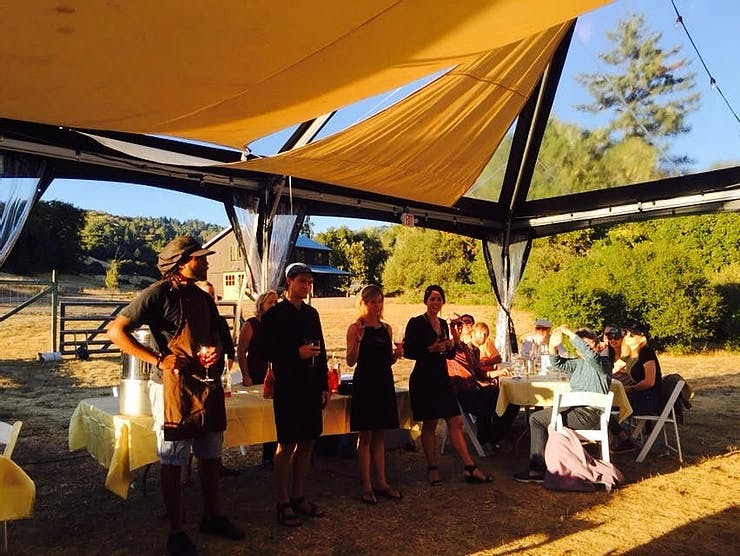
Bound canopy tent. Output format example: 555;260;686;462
1;0;739;356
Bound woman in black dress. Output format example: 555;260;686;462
404;285;492;485
346;285;404;504
236;289;279;469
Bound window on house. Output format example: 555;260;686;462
225;274;236;286
229;244;243;261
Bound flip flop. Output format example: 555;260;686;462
290;496;326;517
361;491;378;505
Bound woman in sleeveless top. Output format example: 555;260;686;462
346;285;404;504
404;285;493;486
236;290;278;468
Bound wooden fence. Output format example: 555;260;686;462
59;299;238;357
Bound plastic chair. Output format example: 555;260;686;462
0;421;22;459
631;379;685;464
440;401;487;457
550;391;614;463
1;420;25;552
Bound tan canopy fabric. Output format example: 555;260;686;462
238;23;570;206
0;0;607;149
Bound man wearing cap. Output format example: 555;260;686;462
258;262;329;527
520;318;566;360
108;236;244;556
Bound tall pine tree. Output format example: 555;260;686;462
576;13;699;162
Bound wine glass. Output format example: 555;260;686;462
196;344;216;382
304;338;320;367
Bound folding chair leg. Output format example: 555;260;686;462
2;521;7;553
461;415;487;458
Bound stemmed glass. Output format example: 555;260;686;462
196;344;216;382
304;338;320;367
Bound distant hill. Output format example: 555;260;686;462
2;200;223;277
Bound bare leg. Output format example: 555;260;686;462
274;442;296;504
421;420;441;482
290;440;315;500
356;430;373;493
160;464;183;532
198;457;221;519
370;430;389;489
446;415;474;465
446;416;490;481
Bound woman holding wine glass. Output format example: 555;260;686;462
403;284;493;486
346;284;403;505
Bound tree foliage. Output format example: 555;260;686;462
575;13;699;161
519;216;737;350
3;200;85;274
315;226;388;291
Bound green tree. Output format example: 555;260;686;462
381;227;479;299
105;259;120;290
576;13;700;159
3;200;85;274
316;227;387;289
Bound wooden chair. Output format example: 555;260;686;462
550;391;614;463
631;379;685;464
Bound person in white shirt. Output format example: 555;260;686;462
520;318;566;360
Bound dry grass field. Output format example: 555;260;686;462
0;294;738;555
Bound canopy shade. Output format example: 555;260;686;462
239;23;571;206
0;0;607;148
0;0;737;243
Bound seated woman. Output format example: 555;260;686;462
608;321;663;453
601;324;636;387
448;318;518;449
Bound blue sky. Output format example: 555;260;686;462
43;0;739;234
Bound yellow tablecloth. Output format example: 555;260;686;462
495;376;632;422
69;386;413;499
0;455;35;521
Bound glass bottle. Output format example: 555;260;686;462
221;354;232;397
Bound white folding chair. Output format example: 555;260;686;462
550;391;614;463
631;379;685;464
0;421;22;459
1;420;24;553
440;401;487;458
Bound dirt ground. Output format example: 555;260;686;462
0;297;738;555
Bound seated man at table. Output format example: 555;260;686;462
107;236;244;556
514;326;612;483
448;318;518;448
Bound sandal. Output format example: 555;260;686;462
290;496;326;518
427;465;443;487
361;491;378;505
276;502;302;527
374;486;403;500
463;464;493;484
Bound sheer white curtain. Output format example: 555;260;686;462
0;154;47;267
228;191;298;294
483;235;532;361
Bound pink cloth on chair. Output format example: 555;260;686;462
543;424;623;491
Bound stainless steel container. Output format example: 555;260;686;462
119;328;153;416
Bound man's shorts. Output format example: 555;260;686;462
148;381;222;466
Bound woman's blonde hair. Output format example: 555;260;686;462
254;289;278;319
356;284;384;320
